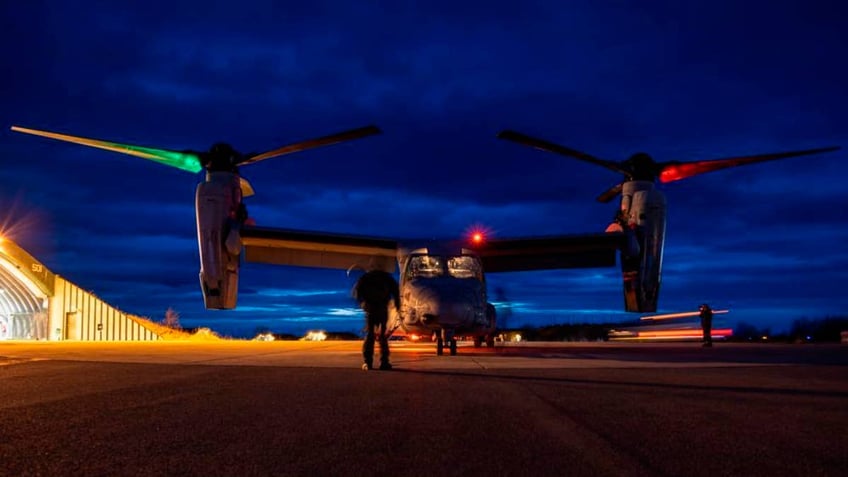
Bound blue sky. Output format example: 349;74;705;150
1;0;846;337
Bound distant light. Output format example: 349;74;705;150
514;333;522;342
302;330;327;341
472;232;484;243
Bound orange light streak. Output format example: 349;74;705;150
636;328;733;339
641;309;730;321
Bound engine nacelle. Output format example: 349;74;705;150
196;172;243;309
619;181;667;312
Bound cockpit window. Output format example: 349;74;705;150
448;255;482;279
407;254;482;280
408;255;444;278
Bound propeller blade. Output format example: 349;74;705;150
596;183;623;203
239;177;255;198
11;126;203;173
658;146;841;183
498;130;626;175
239;125;382;166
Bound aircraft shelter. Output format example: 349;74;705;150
0;237;163;341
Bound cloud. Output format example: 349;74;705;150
1;1;846;337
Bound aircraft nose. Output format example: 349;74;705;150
409;279;482;327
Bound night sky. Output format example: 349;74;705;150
1;1;845;337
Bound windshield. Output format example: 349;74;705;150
447;255;482;279
407;255;443;278
407;255;482;280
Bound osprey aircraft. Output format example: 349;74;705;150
10;125;840;355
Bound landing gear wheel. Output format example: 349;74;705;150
486;334;496;348
449;339;458;356
436;337;444;355
474;336;483;347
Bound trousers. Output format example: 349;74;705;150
363;308;389;366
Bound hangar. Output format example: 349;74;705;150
0;236;163;341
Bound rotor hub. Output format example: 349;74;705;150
203;143;242;172
624;152;659;181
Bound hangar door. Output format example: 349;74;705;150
0;239;51;340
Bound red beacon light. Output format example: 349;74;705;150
465;224;491;246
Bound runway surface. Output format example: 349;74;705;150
1;340;847;476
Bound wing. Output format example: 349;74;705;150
473;232;625;272
240;226;400;273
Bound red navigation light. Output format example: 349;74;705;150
659;163;716;183
659;162;714;183
465;224;492;246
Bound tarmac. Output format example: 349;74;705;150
1;340;847;476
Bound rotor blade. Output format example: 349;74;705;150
239;125;382;166
11;126;203;173
658;146;841;183
498;130;626;174
596;183;623;203
239;177;255;198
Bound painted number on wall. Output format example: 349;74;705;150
31;263;44;273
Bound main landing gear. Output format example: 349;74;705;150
473;333;496;348
436;329;457;356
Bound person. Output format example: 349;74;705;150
699;303;713;347
353;269;400;370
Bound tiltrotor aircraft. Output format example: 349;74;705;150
10;125;840;355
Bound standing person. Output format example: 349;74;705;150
699;303;713;347
354;269;400;370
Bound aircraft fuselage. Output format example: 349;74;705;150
391;246;496;346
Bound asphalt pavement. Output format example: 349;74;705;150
1;341;846;476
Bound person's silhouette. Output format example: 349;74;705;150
354;270;400;370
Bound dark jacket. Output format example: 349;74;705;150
354;270;400;314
